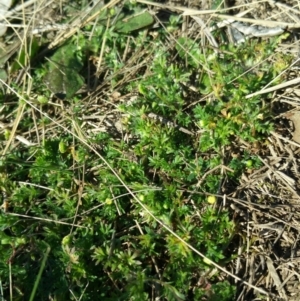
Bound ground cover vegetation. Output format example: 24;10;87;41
0;0;297;300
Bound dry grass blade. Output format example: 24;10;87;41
246;77;300;99
137;0;300;27
2;0;300;299
271;131;300;149
266;257;287;299
191;16;218;48
0;79;272;299
7;212;89;228
1;102;25;156
49;0;122;49
208;14;298;28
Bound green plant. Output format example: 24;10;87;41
0;2;292;300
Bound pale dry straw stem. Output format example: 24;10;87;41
95;16;110;78
262;57;300;89
136;0;270;15
225;49;290;90
7;212;88;228
1;17;23;61
135;219;162;280
266;257;287;299
70;167;85;235
191;16;218;50
18;181;55;192
271;131;300;148
9;261;12;301
19;0;36;95
229;51;293;86
0;280;3;300
0;79;273;298
0;121;35;146
272;1;300;24
64;188;162;220
188;190;300;231
3;0;47;90
137;0;298;29
210;14;297;28
153;15;214;74
273;6;300;24
258;155;298;198
110;186;122;216
30;107;40;145
210;8;254;32
70;282;89;301
49;0;122;49
1;102;25;156
246;77;300;98
0;0;43;21
0;0;55;41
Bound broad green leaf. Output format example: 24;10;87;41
114;11;154;33
43;43;84;99
92;4;153;33
0;68;7;83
